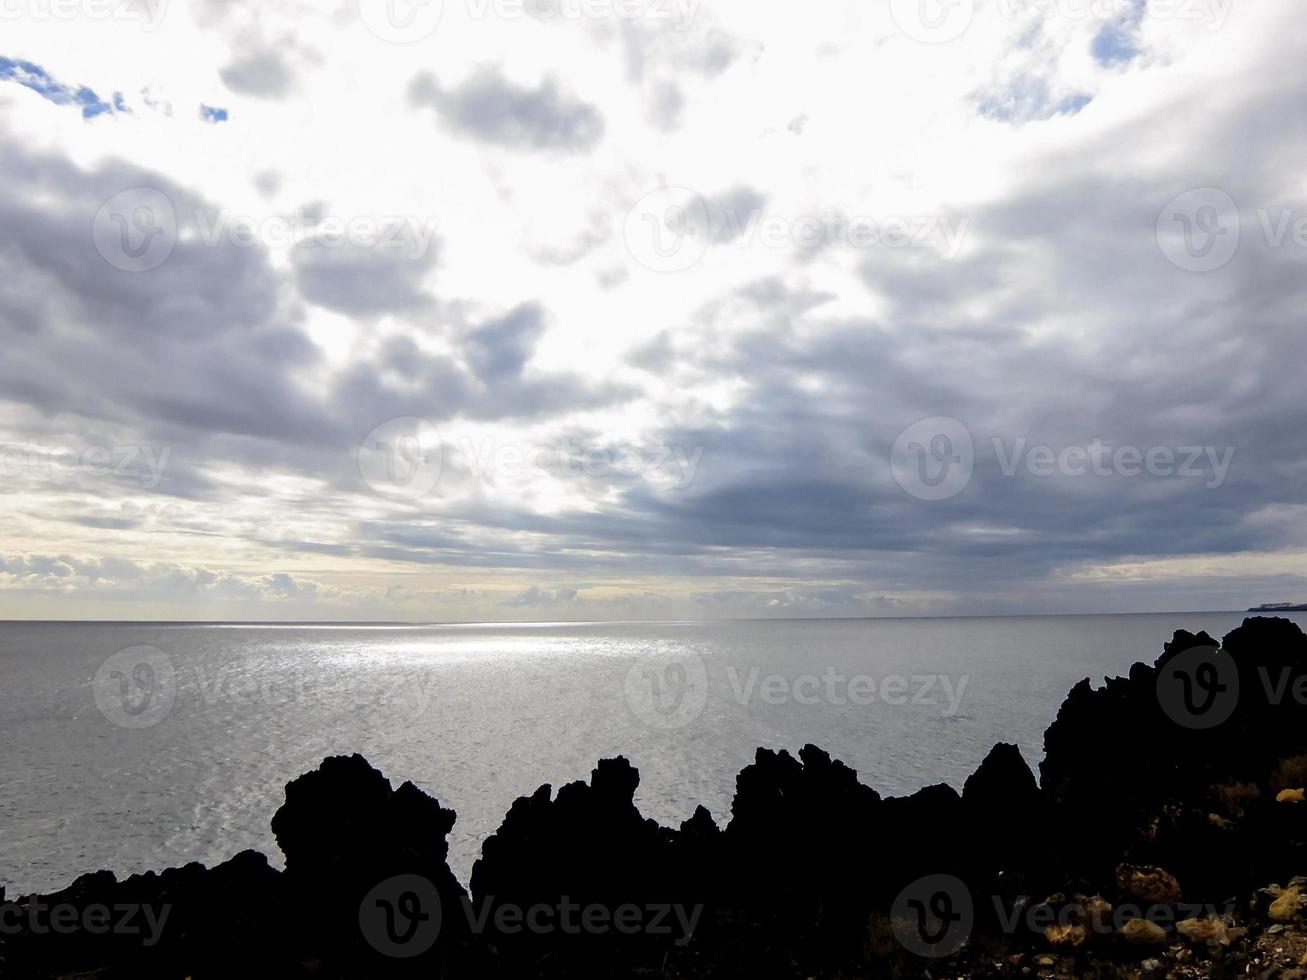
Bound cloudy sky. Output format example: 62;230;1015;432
0;0;1303;620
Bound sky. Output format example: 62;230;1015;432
0;0;1304;621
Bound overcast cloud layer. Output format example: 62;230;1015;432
1;0;1304;620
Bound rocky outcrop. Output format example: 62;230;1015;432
467;756;685;971
1041;617;1307;899
270;753;476;976
7;617;1307;978
1;849;286;978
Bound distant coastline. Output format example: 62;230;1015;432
1248;602;1307;612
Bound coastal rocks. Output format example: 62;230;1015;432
1122;918;1169;944
1043;922;1088;948
1040;618;1307;898
1117;864;1183;905
1175;915;1240;946
1;849;288;979
468;756;689;971
962;743;1053;894
1271;885;1303;922
9;616;1307;979
271;753;473;974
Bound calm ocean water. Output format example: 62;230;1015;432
2;613;1302;895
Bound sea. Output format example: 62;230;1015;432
2;612;1301;896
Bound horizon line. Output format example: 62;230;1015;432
0;609;1280;627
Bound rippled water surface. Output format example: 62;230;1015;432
2;613;1300;894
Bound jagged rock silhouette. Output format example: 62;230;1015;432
7;617;1307;978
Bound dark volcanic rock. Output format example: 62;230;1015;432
3;849;288;979
9;617;1307;978
962;742;1054;901
271;753;473;976
1039;617;1307;897
468;756;689;972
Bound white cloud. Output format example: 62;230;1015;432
1;0;1304;618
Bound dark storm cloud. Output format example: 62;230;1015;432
407;68;604;152
575;86;1307;601
293;239;439;316
0;147;337;452
464;303;546;381
5;7;1307;617
0;140;629;524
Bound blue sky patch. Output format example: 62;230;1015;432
976;75;1093;124
0;56;116;119
1092;0;1145;65
200;104;229;124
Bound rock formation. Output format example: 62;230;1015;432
7;617;1307;978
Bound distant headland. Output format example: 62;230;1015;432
1249;602;1307;612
